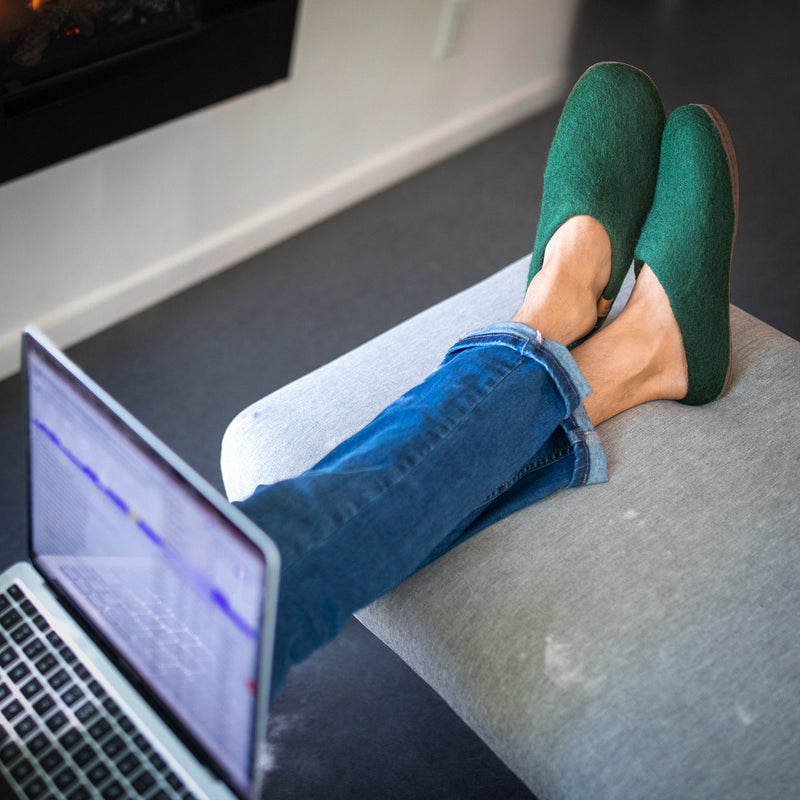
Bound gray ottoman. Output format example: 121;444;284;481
221;256;800;800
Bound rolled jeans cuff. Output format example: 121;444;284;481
447;321;608;488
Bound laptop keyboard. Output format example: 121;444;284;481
0;582;199;800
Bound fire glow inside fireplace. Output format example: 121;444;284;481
1;0;298;183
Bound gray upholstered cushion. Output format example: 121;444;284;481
221;256;800;800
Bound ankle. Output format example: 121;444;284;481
543;216;611;295
575;268;689;425
614;267;689;402
514;216;611;343
513;268;599;343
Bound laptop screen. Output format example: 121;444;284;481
24;330;276;798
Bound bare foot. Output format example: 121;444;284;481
573;264;689;427
512;215;611;345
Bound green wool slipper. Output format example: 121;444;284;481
528;62;665;331
634;104;739;405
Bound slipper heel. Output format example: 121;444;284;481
634;104;739;406
695;104;740;399
696;104;740;240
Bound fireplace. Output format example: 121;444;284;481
1;0;298;183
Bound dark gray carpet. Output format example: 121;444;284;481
1;1;797;797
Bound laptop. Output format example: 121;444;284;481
0;326;281;800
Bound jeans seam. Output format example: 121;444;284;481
572;439;590;486
478;444;573;506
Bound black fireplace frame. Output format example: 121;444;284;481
1;0;299;184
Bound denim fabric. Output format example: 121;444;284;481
235;322;606;700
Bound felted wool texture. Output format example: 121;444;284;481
528;62;665;308
635;105;738;405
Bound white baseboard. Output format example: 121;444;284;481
0;72;564;381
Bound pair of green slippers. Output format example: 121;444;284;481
528;62;739;406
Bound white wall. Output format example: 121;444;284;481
0;0;579;379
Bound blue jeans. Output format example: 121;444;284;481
235;322;607;700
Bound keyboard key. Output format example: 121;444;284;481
32;615;49;632
34;652;58;675
59;728;84;751
0;683;11;702
165;771;183;790
21;775;48;799
10;622;33;645
46;710;69;733
2;698;25;721
72;743;97;768
116;752;141;775
9;662;31;684
32;693;56;717
88;718;112;741
61;685;84;707
46;631;63;649
10;756;34;783
101;734;125;758
61;647;79;667
150;751;168;772
0;608;22;629
22;638;47;661
101;779;125;800
0;595;9;612
117;714;135;734
74;664;90;681
48;669;70;691
21;678;43;700
53;766;78;791
39;747;65;772
131;771;156;793
26;732;49;756
0;740;22;763
75;701;98;723
8;585;24;602
87;679;105;698
86;762;111;785
0;647;17;668
13;715;37;739
66;786;92;800
102;698;121;718
19;599;37;617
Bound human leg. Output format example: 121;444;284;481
513;215;611;343
573;264;689;427
236;318;606;700
237;196;629;701
235;79;737;704
236;193;707;701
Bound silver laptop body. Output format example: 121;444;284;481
0;327;280;800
